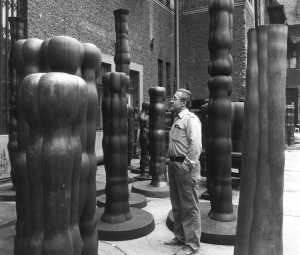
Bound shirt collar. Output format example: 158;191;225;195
177;109;189;119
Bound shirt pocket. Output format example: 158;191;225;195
172;123;186;141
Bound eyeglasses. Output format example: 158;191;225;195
170;97;181;101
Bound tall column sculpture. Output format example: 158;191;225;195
13;38;43;255
114;9;130;77
148;87;168;187
234;25;287;255
7;17;26;190
101;72;132;223
206;0;236;221
97;71;154;241
114;9;132;169
231;102;244;153
22;72;87;255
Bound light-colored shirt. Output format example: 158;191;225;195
168;109;202;167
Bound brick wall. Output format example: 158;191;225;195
28;0;175;102
179;4;248;102
278;0;299;25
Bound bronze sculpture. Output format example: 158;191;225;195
138;101;150;179
7;17;26;191
101;72;132;223
12;35;101;255
79;43;101;255
22;72;87;255
206;0;236;222
234;25;287;255
13;38;43;255
148;87;168;187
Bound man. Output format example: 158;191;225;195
165;88;202;255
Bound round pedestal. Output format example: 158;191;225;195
0;202;16;229
130;166;149;175
166;201;237;245
0;225;15;254
96;180;106;197
97;192;147;209
134;174;152;181
96;207;155;241
131;180;169;198
0;224;130;255
0;183;16;202
199;190;210;200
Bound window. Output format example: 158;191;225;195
288;50;297;69
0;1;27;134
128;70;139;109
158;59;163;87
96;63;111;130
166;62;171;97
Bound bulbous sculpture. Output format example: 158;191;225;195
138;101;150;177
101;72;132;223
21;72;87;255
79;42;101;255
7;17;26;190
234;25;287;255
148;87;168;187
13;38;43;255
206;0;235;222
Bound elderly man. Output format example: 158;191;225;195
164;89;202;255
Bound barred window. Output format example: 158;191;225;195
289;50;297;69
0;0;27;134
158;59;163;87
166;62;171;97
96;63;111;130
128;70;139;108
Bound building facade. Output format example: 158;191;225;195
179;0;255;102
0;0;297;167
0;0;176;160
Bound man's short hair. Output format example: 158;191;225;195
176;88;192;108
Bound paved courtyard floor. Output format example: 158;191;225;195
0;148;299;254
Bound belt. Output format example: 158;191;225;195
169;156;185;163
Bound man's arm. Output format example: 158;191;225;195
184;116;202;168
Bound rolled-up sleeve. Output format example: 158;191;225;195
185;117;202;167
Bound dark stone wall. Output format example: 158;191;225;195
28;0;175;102
179;4;249;102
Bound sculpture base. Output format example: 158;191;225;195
199;190;210;200
166;201;237;245
0;225;14;254
0;183;16;202
97;192;147;209
96;207;155;241
0;202;16;229
0;225;132;255
131;180;169;198
96;180;106;197
130;166;149;175
134;174;152;181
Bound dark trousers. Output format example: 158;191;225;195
168;160;201;250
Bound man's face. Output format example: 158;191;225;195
169;92;185;114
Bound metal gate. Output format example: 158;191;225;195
0;0;27;134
